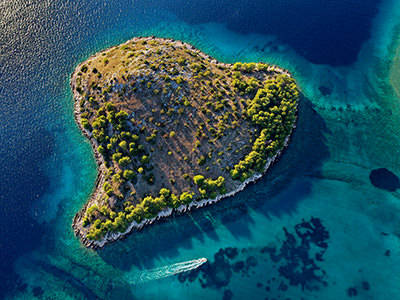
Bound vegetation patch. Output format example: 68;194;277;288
71;37;299;244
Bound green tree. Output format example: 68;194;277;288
112;152;122;162
193;175;205;186
159;188;171;198
104;102;114;113
170;193;181;208
119;156;131;166
97;145;105;155
81;118;91;130
115;111;128;122
180;192;193;205
123;170;135;180
119;140;128;151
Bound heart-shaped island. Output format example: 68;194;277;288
71;37;299;248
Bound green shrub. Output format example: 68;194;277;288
140;155;150;164
144;173;154;184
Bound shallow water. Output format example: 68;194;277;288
1;0;400;299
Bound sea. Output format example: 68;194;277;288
1;0;400;299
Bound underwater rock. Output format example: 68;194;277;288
318;85;332;96
369;168;400;191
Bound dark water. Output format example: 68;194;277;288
1;0;400;299
158;0;381;65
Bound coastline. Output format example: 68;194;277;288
70;36;298;249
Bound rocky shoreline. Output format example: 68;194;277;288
70;36;297;249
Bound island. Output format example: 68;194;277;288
71;37;299;248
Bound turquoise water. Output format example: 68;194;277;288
1;0;400;299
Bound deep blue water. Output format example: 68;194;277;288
1;0;400;299
158;0;381;65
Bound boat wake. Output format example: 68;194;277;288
127;258;207;285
